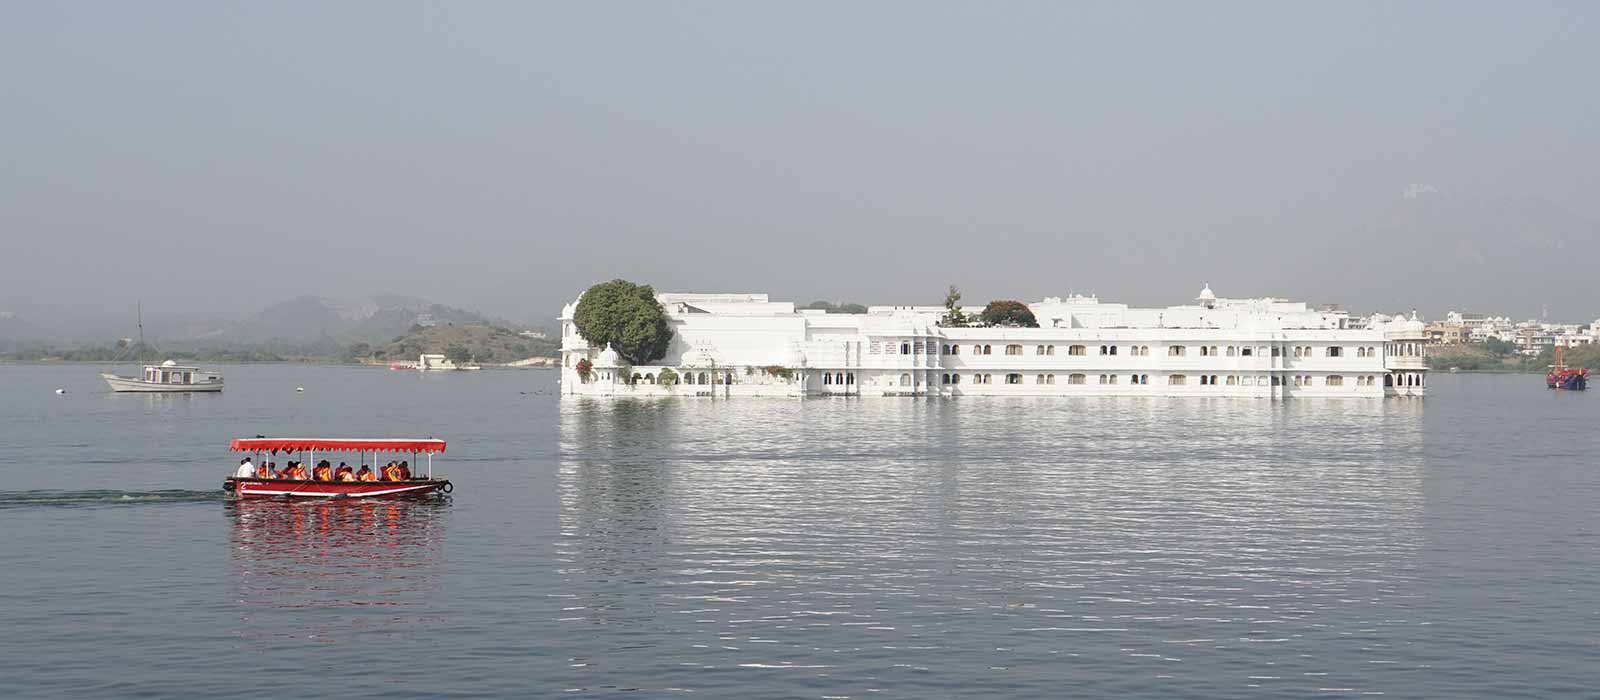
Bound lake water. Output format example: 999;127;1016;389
1;364;1595;698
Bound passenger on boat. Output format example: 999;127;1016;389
285;463;308;480
256;461;276;479
381;461;398;481
356;465;376;481
397;461;412;480
312;461;332;481
235;458;254;478
335;463;355;481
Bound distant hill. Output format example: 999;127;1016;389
163;294;514;352
369;323;559;364
0;312;54;343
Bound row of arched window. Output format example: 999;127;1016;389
821;373;856;385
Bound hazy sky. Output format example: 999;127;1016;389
4;2;1597;325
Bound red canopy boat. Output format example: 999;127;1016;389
223;438;452;499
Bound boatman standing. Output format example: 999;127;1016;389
234;457;254;478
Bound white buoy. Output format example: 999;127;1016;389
55;388;66;395
295;387;305;392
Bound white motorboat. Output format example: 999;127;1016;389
103;360;224;393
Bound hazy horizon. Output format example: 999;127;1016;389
5;2;1598;327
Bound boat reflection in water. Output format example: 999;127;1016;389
226;498;449;642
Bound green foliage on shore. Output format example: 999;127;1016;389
371;323;556;364
572;279;673;364
1426;343;1600;373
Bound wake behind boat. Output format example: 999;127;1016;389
103;360;224;392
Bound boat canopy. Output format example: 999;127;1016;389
229;438;447;454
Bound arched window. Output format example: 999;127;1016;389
1109;346;1117;355
645;373;655;384
1047;374;1056;384
1200;346;1209;357
900;373;912;386
1225;375;1237;386
1226;346;1236;357
1046;345;1056;355
901;343;910;355
1036;345;1046;355
1068;373;1086;384
1272;375;1282;386
846;373;854;384
824;373;833;385
1272;347;1281;357
1241;347;1253;356
1069;345;1087;356
1099;345;1109;355
1169;374;1187;385
950;345;960;355
983;345;992;355
1211;375;1219;385
699;372;710;385
1006;344;1023;356
1006;373;1022;384
951;373;961;384
941;344;950;354
942;373;950;384
1169;346;1186;357
1368;346;1376;357
983;373;992;384
1099;374;1108;384
1327;375;1343;386
1036;374;1046;384
1140;374;1149;384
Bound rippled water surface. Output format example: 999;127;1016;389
1;364;1596;698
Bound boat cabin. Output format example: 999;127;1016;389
144;360;222;386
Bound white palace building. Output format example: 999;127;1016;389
558;285;1429;399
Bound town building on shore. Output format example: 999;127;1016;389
559;285;1429;398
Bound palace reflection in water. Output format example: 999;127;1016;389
552;396;1429;696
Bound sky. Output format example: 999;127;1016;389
3;1;1598;326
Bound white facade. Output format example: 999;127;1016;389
559;286;1429;399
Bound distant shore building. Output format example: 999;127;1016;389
558;285;1429;399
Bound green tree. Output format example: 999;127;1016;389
980;299;1038;327
657;367;680;386
573;279;674;364
940;285;968;327
1483;337;1516;357
444;345;473;365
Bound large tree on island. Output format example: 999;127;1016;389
573;279;674;364
979;299;1039;328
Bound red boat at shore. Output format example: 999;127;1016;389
1547;345;1588;391
223;438;452;499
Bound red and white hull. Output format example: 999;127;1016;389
226;478;449;499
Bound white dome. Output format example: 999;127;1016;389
161;360;178;367
1196;283;1216;301
783;345;807;368
594;345;622;368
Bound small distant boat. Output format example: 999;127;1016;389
103;360;224;393
1546;345;1588;391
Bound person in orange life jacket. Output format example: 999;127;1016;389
397;461;412;480
312;460;332;481
334;462;355;481
380;461;398;481
356;465;376;481
287;462;308;480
